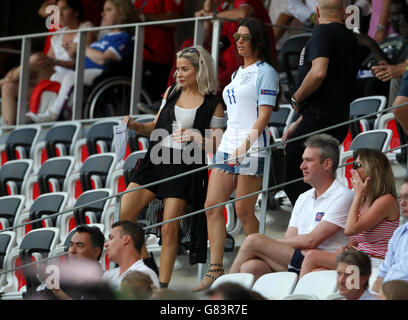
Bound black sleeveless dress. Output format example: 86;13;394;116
129;87;219;264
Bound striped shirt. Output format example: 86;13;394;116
351;213;399;259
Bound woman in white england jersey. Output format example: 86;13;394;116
193;17;280;291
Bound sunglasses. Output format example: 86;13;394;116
182;47;199;55
352;162;362;170
233;32;251;42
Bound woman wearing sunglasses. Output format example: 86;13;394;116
121;46;225;288
298;148;400;279
193;17;280;291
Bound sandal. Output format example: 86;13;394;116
192;263;224;292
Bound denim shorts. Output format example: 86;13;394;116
213;151;265;176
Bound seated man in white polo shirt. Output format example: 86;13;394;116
229;133;354;279
102;221;160;290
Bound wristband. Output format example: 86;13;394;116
291;95;301;110
377;24;386;31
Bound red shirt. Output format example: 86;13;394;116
81;0;104;27
135;0;184;65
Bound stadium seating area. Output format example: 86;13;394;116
1;9;408;300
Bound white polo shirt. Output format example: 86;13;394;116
288;179;353;252
101;259;160;290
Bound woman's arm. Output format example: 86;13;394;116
345;170;399;236
228;104;273;164
124;86;172;136
85;47;120;66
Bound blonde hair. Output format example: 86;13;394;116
106;0;137;25
174;46;218;96
353;148;397;206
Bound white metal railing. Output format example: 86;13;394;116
0;16;218;127
1;101;408;290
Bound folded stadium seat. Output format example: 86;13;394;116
0;125;41;167
24;156;75;209
0;231;17;289
337;129;393;189
341;96;387;153
252;272;298;300
376;113;403;164
66;153;117;204
73;120;121;171
0;227;59;294
0;159;33;197
14;192;68;246
124;115;154;160
58;188;113;244
349;95;387;137
267;104;295;141
283;270;338;300
32;122;81;172
210;273;255;290
108;150;147;203
0;195;25;231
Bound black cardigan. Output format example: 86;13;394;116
136;86;219;264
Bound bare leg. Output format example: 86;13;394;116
393;96;408;135
229;234;294;277
158;197;187;285
192;169;236;291
120;182;156;259
298;249;337;279
239;258;274;281
234;174;262;235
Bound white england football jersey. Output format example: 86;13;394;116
219;61;279;157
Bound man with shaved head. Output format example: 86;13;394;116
283;0;360;206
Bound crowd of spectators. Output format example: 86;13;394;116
1;0;408;302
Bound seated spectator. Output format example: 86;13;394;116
299;148;400;278
0;0;96;126
228;134;353;280
26;225;106;300
371;215;408;293
102;221;160;290
398;177;408;225
336;250;378;300
379;280;408;299
134;0;184;103
206;282;266;300
26;0;136;123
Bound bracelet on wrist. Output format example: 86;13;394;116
377;24;386;31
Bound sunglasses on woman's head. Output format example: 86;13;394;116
182;47;199;55
352;162;362;170
233;32;251;42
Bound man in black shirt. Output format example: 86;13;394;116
282;0;360;206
